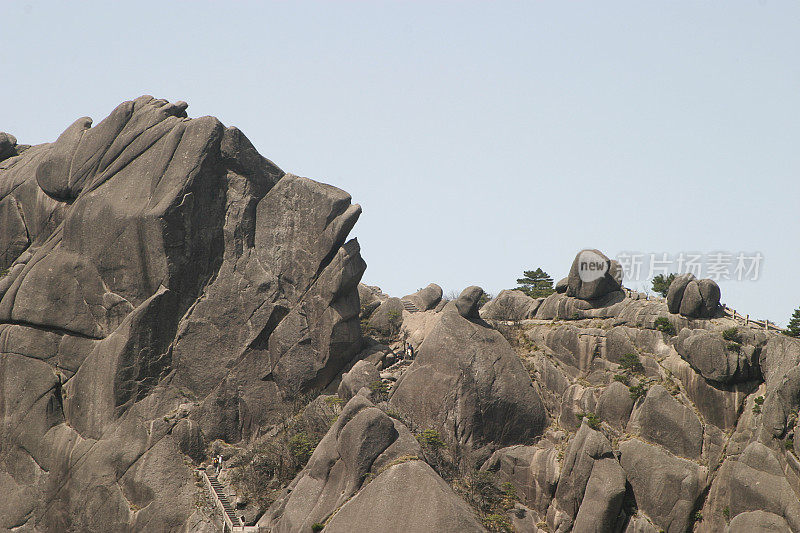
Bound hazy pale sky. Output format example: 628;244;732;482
3;1;798;324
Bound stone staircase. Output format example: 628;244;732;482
401;299;419;313
200;468;261;532
208;474;239;525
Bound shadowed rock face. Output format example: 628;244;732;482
0;97;365;531
390;288;548;455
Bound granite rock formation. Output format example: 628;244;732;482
2;103;799;533
0;97;365;532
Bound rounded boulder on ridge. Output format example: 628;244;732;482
566;249;622;301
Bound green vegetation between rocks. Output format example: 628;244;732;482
369;380;390;401
227;393;341;511
654;317;676;336
651;273;676;298
515;268;555;298
785;306;800;338
619;353;645;374
629;383;648;401
417;429;447;449
411;426;520;531
753;395;765;414
722;327;742;344
578;412;602;430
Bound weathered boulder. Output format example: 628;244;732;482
324;460;487;533
558;384;599;431
666;274;720;318
401;283;443;311
535;324;602;374
675;328;758;384
338;360;381;401
390;292;547;452
480;289;542;321
661;352;755;431
261;395;423;531
728;442;800;530
367;297;404;337
727;510;791;532
547;423;626;532
454;285;485;319
666;273;695;314
626;385;703;459
566;249;622;301
352;336;392;368
596;381;634;429
526;354;572;420
555;277;568;293
483;442;561;513
758;335;800;441
535;289;627;320
605;326;639;364
358;283;386;307
681;278;721;318
624;516;660;532
572;456;626;533
297;394;344;436
0;132;17;162
758;334;800;386
620;438;707;533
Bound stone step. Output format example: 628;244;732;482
203;471;242;525
401;299;419;312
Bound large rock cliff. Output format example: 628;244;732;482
0;97;365;531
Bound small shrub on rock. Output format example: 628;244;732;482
629;383;648;402
785;307;800;338
417;429;447;449
619;353;644;374
578;412;602;430
722;327;742;344
482;513;513;533
613;373;630;385
726;341;741;352
652;273;677;298
288;432;316;466
753;395;765;414
654;317;676;336
515;268;555;298
500;482;517;511
311;523;325;532
368;380;390;401
324;396;343;407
